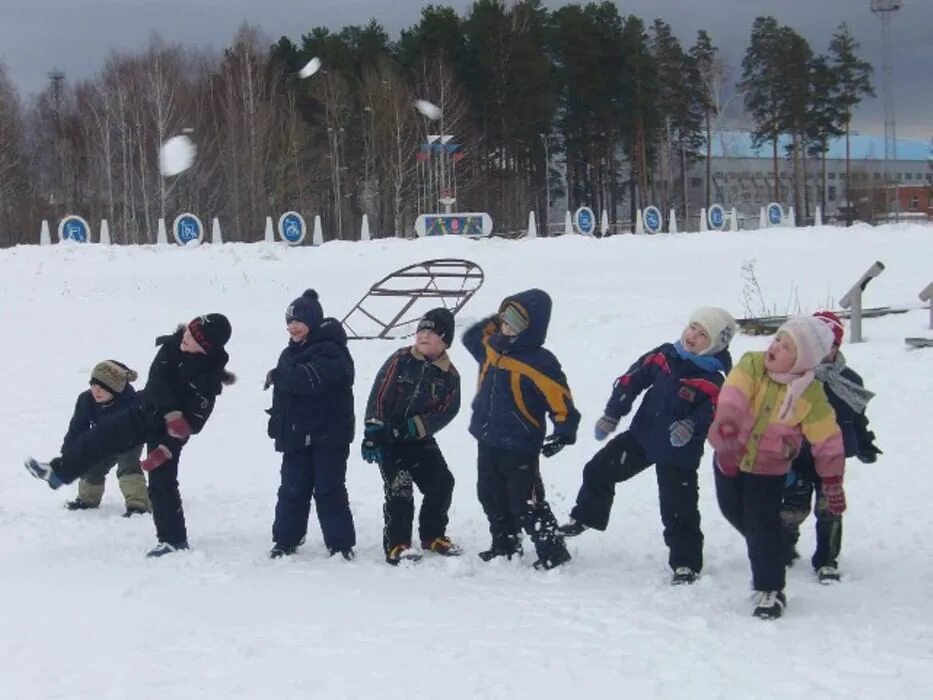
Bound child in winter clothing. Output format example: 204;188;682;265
559;307;737;585
781;311;881;583
63;360;150;517
26;314;235;557
362;308;462;565
266;290;357;560
462;289;580;571
708;315;846;619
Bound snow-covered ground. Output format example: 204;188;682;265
2;224;931;699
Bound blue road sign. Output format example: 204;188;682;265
58;215;90;243
278;211;307;245
173;213;204;245
643;206;662;234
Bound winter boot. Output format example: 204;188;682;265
752;591;787;620
146;541;189;558
533;542;572;571
123;505;149;518
557;519;589;538
422;536;463;557
386;544;422;566
329;547;355;561
671;567;699;585
478;534;523;562
118;473;151;515
816;565;841;584
65;498;98;511
269;544;297;559
24;457;64;490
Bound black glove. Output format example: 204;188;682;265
263;369;277;391
857;442;882;464
541;434;569;458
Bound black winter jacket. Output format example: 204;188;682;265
267;318;355;452
62;386;138;452
365;346;460;441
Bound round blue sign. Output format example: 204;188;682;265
767;202;784;226
278;211;307;245
173;213;204;245
58;215;90;243
708;204;726;231
573;206;595;235
643;206;663;234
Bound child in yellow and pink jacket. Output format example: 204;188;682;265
708;316;845;620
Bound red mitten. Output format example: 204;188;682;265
712;423;742;477
165;411;192;440
141;445;173;472
822;476;847;515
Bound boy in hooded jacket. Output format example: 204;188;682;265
26;314;235;557
362;308;462;565
462;289;580;571
781;311;881;583
558;308;737;585
266;290;357;560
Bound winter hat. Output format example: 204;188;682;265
688;307;737;355
417;307;455;347
813;310;844;346
499;301;530;334
777;316;835;374
286;289;324;329
90;360;138;395
188;313;232;352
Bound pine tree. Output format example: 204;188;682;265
828;22;874;226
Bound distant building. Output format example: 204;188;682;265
686;130;931;223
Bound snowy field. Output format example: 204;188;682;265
1;224;932;699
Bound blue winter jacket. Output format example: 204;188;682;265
605;342;732;468
267;318;355;453
463;289;580;457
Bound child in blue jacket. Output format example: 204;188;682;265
559;308;736;584
463;289;580;570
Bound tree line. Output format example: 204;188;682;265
0;1;874;246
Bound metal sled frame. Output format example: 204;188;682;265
341;258;485;340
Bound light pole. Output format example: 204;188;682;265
539;133;551;234
871;0;902;222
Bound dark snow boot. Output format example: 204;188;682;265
146;541;189;558
816;565;841;584
269;544;297;559
671;567;699;585
478;534;523;562
557;519;588;538
25;457;64;490
65;498;97;511
329;547;355;561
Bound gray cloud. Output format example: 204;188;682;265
1;0;929;140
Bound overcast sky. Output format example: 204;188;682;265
2;0;930;140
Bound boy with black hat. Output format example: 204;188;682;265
558;307;737;585
25;313;235;557
63;360;150;517
266;290;357;560
462;289;580;571
361;307;462;565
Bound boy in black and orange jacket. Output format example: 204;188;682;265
462;289;580;570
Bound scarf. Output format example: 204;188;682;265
814;351;875;414
767;367;815;422
673;341;724;373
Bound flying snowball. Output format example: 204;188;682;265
414;99;442;121
159;135;196;177
299;57;322;79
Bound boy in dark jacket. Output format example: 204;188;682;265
781;311;881;583
63;360;150;516
266;290;357;560
559;308;737;585
26;314;235;557
463;289;580;571
362;308;461;565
